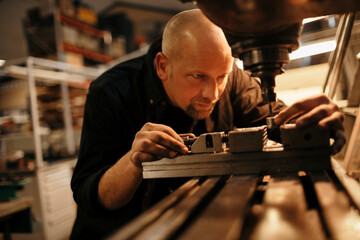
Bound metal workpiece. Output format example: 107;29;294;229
280;124;330;149
267;116;282;143
228;126;267;153
266;117;278;130
188;127;268;154
181;135;198;150
190;132;226;153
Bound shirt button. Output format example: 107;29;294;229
149;99;154;104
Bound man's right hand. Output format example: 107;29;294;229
129;122;189;167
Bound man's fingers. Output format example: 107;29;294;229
135;139;179;158
318;111;344;131
274;94;330;125
134;131;187;155
148;131;188;154
274;106;301;125
131;123;189;166
295;104;338;128
142;122;184;143
179;133;196;138
272;94;345;155
330;130;346;155
137;123;188;153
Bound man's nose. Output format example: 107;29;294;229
202;80;219;101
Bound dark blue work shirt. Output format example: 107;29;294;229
70;39;285;239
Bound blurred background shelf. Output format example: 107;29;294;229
61;42;113;63
0;56;101;240
59;14;104;38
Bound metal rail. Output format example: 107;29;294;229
324;13;356;99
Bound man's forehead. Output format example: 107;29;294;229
181;58;234;76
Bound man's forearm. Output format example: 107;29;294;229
98;151;142;210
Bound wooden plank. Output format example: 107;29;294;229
0;196;33;218
347;60;360;107
246;176;327;240
177;175;258;240
108;178;200;240
331;158;360;210
133;177;225;240
343;108;360;177
313;172;360;240
142;148;330;179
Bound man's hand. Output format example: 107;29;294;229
129;122;189;167
274;94;346;155
98;122;189;210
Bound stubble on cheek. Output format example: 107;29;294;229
185;97;217;119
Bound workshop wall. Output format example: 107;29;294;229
0;0;194;61
0;0;40;60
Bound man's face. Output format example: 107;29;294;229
161;43;233;119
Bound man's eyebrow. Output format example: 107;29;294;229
188;68;206;73
188;70;208;75
220;71;232;76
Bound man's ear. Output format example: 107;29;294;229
155;52;169;81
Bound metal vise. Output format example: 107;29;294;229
142;124;331;179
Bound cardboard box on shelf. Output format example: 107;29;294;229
57;0;76;18
64;52;84;66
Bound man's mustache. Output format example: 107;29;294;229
194;98;217;105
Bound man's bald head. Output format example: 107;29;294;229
162;9;231;62
155;9;233;119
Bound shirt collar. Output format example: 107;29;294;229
144;38;168;107
143;38;170;122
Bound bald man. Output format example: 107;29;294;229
70;9;344;239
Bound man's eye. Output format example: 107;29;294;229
217;75;226;83
193;74;205;79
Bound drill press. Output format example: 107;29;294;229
225;23;302;116
180;0;360;117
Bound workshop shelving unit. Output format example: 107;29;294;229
1;57;103;240
56;13;114;64
23;8;119;65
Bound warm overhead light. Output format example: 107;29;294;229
289;40;336;60
235;58;243;69
235;41;335;68
302;16;327;24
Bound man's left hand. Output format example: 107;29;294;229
274;94;346;155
